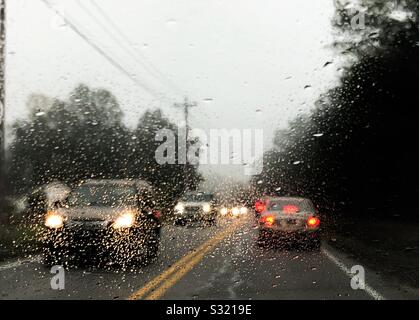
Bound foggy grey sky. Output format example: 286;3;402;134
5;0;341;181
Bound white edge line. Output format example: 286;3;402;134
0;255;42;272
321;247;386;300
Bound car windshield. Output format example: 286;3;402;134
268;199;314;212
2;0;419;304
68;185;137;207
182;194;213;202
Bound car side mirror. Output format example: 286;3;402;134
53;198;68;209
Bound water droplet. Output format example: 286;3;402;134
166;19;177;26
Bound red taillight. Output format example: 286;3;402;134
255;200;266;213
153;210;162;219
283;204;299;214
306;216;320;228
261;215;275;226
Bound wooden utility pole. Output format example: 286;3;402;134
174;97;197;146
174;96;197;163
174;97;197;189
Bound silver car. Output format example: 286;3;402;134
257;197;321;250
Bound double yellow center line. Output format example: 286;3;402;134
128;221;240;300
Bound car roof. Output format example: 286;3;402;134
266;196;313;202
184;191;213;196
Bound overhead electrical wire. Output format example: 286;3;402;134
41;0;170;102
88;0;185;96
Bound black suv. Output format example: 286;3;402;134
41;179;161;268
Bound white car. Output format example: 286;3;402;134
219;205;248;218
174;192;217;226
256;196;321;250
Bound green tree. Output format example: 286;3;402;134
255;1;419;218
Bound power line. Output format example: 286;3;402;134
88;0;185;95
41;0;169;102
75;0;169;92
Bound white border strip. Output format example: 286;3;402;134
322;248;386;300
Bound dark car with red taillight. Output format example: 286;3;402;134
256;197;321;250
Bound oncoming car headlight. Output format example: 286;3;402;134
174;202;185;214
240;207;248;214
45;212;64;229
232;207;240;216
220;207;228;215
202;203;211;213
113;211;136;229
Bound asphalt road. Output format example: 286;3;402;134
1;215;418;300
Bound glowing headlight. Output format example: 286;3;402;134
220;207;228;215
232;207;240;216
113;211;135;229
240;207;248;214
45;212;64;229
174;202;184;213
202;203;211;213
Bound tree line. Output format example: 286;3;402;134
253;0;419;222
6;84;202;208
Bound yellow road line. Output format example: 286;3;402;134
128;239;212;300
144;227;234;300
128;221;240;300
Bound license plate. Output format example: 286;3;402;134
68;220;107;230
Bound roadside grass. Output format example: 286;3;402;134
0;221;42;263
327;216;419;288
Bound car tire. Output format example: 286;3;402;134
130;230;160;267
146;230;160;259
42;246;64;267
257;230;269;248
205;218;216;227
306;238;321;251
175;219;186;226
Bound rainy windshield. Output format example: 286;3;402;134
68;185;137;207
1;0;419;305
